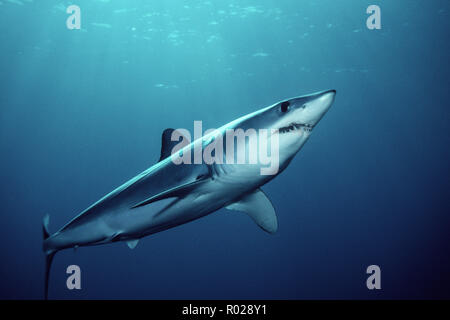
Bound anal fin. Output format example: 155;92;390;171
126;239;139;249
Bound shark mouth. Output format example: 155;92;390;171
278;122;314;134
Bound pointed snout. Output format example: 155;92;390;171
315;89;336;112
303;89;336;126
319;89;336;100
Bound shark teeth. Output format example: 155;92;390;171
278;123;314;134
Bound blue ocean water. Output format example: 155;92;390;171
0;0;449;299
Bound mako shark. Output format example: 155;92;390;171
42;89;336;299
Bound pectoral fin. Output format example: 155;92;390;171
226;189;278;234
131;178;206;209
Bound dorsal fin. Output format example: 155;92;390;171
159;128;176;162
159;128;189;162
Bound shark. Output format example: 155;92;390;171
42;89;336;299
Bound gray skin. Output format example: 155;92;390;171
42;89;336;298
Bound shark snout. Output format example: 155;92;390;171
302;89;336;126
316;89;336;112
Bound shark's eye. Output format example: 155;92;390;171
281;101;290;112
301;104;307;109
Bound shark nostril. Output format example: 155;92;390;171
281;101;290;112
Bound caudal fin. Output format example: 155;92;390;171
43;214;56;300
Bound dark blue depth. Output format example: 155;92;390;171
0;0;449;299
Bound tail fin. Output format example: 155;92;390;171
43;214;56;300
